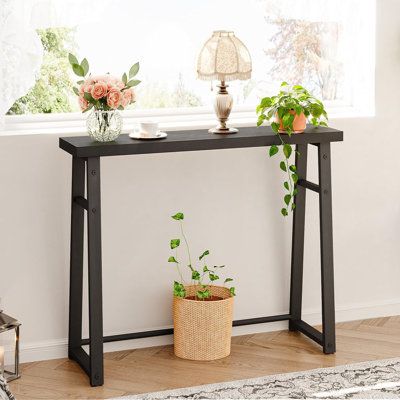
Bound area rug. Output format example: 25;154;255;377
113;358;400;399
0;375;14;400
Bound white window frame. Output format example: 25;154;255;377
2;100;374;137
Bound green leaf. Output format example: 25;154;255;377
83;92;95;103
168;256;178;263
289;165;297;172
282;113;294;129
271;122;280;133
260;97;272;108
173;281;186;298
122;73;127;85
319;121;328;127
72;63;85;77
203;265;209;272
81;58;89;76
224;278;233;284
172;212;184;220
209;272;219;281
197;289;210;299
284;181;289;190
293;188;298;196
294;104;303;115
129;62;140;78
280;161;287;172
292;203;296;210
283;144;292;159
199;250;209;260
284;194;291;206
229;287;236;296
77;80;84;84
73;87;79;96
191;270;201;280
82;103;93;113
269;145;279;157
68;53;78;66
277;107;285;119
170;239;180;249
126;79;141;88
280;81;289;87
281;208;288;216
292;173;299;184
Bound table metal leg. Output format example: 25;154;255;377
68;157;85;356
289;144;308;330
86;157;104;386
318;143;336;354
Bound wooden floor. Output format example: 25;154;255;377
9;316;400;399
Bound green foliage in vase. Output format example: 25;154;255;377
256;82;328;216
168;212;235;300
7;28;77;115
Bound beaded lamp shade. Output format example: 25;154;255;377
197;31;252;82
197;31;252;134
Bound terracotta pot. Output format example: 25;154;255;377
173;285;234;361
278;111;306;134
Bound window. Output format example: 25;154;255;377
6;0;375;123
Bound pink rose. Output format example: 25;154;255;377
107;88;122;109
79;96;88;111
91;82;108;100
80;82;93;94
116;80;125;90
121;89;133;107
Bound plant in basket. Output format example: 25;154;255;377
68;54;141;142
256;82;328;216
168;212;235;361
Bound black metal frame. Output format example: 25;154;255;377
62;127;340;387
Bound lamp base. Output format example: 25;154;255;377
208;127;238;134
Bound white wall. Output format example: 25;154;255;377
1;0;400;362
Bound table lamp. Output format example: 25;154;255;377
197;31;252;134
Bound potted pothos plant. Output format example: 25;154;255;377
256;82;328;216
168;212;235;361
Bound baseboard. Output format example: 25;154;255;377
16;299;400;363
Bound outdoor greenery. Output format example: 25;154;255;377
168;212;235;300
7;28;76;115
256;82;328;216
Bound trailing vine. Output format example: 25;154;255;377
256;82;328;216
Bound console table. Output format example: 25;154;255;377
59;125;343;386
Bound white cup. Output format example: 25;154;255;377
136;121;159;137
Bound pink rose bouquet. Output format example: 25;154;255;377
68;54;140;113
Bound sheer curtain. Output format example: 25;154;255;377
0;0;43;126
0;0;106;128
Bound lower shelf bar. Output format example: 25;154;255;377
69;347;90;375
81;314;291;345
290;319;323;346
233;314;290;326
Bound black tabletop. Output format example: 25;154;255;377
59;125;343;158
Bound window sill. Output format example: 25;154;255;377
0;105;374;137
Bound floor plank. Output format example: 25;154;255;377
9;316;400;399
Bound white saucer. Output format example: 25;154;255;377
129;131;167;140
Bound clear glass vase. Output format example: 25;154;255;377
87;110;122;142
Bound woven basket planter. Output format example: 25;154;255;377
173;285;234;361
